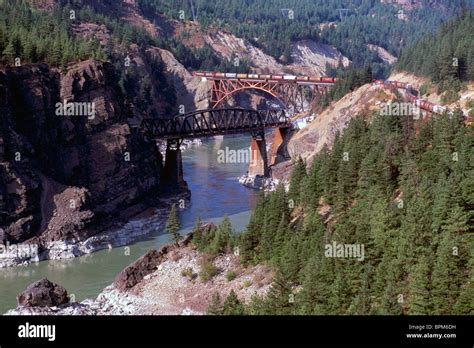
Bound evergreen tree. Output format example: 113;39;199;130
166;204;181;245
407;256;432;315
222;290;245;315
210;215;232;254
207;292;223;315
288;157;307;205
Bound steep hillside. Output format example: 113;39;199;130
395;11;474;93
286;83;399;168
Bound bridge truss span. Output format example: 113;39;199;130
193;71;336;113
141;108;289;140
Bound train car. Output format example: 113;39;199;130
296;76;309;81
395;81;407;89
271;75;284;80
204;72;214;77
260;74;272;80
225;73;237;78
194;71;205;77
215;72;226;78
283;75;297;80
236;73;248;79
308;77;320;82
433;105;447;114
321;77;336;83
248;74;260;79
420;100;434;112
374;80;385;85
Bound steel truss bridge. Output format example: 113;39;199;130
141;108;289;140
193;71;336;113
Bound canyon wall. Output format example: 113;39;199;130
0;59;166;247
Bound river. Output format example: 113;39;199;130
0;135;258;313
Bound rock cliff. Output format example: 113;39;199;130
0;59;169;248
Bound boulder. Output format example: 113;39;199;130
17;278;69;307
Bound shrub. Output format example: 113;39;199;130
199;261;218;282
242;279;252;288
181;267;195;280
419;84;428;96
225;271;237;282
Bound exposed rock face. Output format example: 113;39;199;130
17;278;69;308
0;60;167;247
284;83;399;171
114;233;193;291
114;249;165;291
152;47;210;111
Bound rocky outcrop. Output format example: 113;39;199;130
17;278;69;308
7;240;273;315
0;60;175;255
151;47;210;111
286;83;398;168
114;249;166;291
114;233;193;291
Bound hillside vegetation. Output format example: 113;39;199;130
209;110;473;315
396;10;474;94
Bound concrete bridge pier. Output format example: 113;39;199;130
249;131;269;177
162;139;187;189
269;127;289;166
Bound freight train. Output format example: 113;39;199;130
193;71;337;84
374;79;448;114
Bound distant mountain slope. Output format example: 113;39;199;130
395;10;474;93
137;0;474;77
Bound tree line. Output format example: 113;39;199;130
396;10;474;95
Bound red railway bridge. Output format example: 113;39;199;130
193;71;336;113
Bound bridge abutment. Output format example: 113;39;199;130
162;139;187;189
249;131;269;177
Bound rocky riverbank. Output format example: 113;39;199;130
0;193;189;268
238;174;282;192
5;233;273;315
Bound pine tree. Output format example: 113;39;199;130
407;256;432;315
239;191;266;264
288;157;307;205
191;217;204;249
211;215;232;254
431;205;469;314
166;204;181;245
2;41;15;63
222;290;245;315
207;292;223;315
